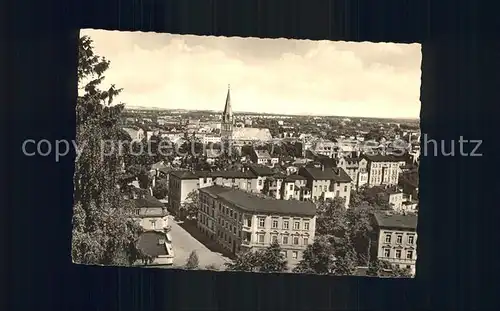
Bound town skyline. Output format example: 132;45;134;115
124;105;420;121
81;29;422;119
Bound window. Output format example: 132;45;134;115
150;220;157;229
406;265;411;270
258;218;265;228
271;235;278;243
395;249;402;258
280;251;287;257
303;238;309;245
233;227;236;234
258;180;263;186
232;178;235;183
406;250;413;259
272;219;278;228
293;236;299;245
282;236;289;244
258;234;265;243
383;248;391;257
323;186;327;192
396;235;403;244
283;220;289;229
292;251;298;259
304;222;309;230
408;235;415;245
294;221;300;230
344;185;347;192
336;191;340;197
230;210;233;217
385;234;392;243
289;184;293;190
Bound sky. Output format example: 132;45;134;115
80;29;421;119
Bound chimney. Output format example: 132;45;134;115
321;165;325;171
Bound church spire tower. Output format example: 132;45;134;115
221;84;234;142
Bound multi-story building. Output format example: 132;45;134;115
364;186;405;211
363;155;402;187
336;156;368;189
311;139;337;158
132;194;174;266
198;185;317;268
371;211;418;276
281;174;311;201
133;194;170;231
168;169;257;218
298;166;352;207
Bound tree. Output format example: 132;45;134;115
293;236;335;274
366;259;413;278
72;35;144;266
346;205;375;265
182;190;200;219
185;251;199;270
256;240;288;273
152;178;168;200
316;197;349;238
225;250;260;272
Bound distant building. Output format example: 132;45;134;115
198;185;317;268
364;186;405;211
220;85;273;146
298;166;352;207
281;174;311;201
336;156;368;189
363;155;403;187
371;211;418;276
122;127;145;141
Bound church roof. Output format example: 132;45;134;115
232;128;272;141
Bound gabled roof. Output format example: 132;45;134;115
248;164;274;176
199;185;316;217
299;167;352;183
284;174;307;182
254;149;272;159
134;195;165;208
169;170;257;180
373;212;418;230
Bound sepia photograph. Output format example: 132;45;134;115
73;29;421;277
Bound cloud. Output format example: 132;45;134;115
81;29;421;118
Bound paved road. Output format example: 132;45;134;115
168;216;230;270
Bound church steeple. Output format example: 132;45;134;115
222;84;232;121
221;84;234;142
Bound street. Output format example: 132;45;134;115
167;216;231;270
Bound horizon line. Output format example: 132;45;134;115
123;105;419;121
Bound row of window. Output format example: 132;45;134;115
313;184;348;192
371;163;399;168
280;250;300;259
385;234;415;244
383;248;414;260
257;233;309;246
257;217;310;230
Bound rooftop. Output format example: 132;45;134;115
284;174;307;182
136;231;171;258
373;211;418;230
299;166;352;183
199;185;316;217
134;195;165;208
248;164;274;176
362;154;404;162
169;169;257;180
